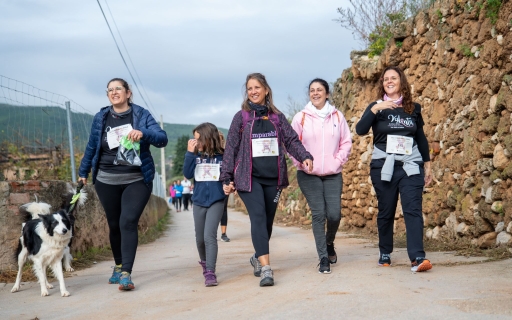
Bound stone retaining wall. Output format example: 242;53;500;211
329;0;512;248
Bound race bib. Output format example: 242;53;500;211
194;163;220;181
386;135;413;155
106;124;133;149
252;138;279;157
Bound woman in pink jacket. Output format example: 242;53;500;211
291;78;352;274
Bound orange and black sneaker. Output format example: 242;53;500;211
411;258;432;272
378;253;391;267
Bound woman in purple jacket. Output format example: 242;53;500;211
220;73;313;287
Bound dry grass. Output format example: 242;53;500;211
0;213;170;284
393;232;512;263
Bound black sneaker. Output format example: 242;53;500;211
326;243;337;264
221;233;230;242
378;253;391;267
259;265;274;287
250;254;262;277
318;257;331;274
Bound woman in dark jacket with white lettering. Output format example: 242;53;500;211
355;66;432;272
78;78;167;290
220;73;313;287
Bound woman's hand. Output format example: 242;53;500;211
127;130;143;142
424;162;433;186
371;101;398;114
78;177;87;185
223;182;235;195
187;139;197;152
302;159;313;173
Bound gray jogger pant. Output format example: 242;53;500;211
193;200;224;271
297;171;342;260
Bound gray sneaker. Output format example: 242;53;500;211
250;254;262;277
259;265;274;287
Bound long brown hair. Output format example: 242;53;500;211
377;66;414;114
193;122;224;156
241;73;281;114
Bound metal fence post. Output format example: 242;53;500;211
65;101;76;183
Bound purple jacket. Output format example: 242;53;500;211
220;110;313;192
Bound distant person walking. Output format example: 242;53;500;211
291;78;352;274
78;77;168;290
169;183;176;210
183;122;226;286
355;66;433;272
174;180;183;212
221;73;313;287
218;131;230;242
182;177;192;211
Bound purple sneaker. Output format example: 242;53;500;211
204;270;218;287
198;261;206;275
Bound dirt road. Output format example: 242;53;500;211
1;208;512;319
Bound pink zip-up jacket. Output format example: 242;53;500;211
291;102;352;176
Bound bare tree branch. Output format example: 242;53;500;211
335;0;434;48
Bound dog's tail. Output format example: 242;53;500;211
19;202;52;221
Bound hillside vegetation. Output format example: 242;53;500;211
0;104;228;162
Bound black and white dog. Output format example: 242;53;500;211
11;186;86;297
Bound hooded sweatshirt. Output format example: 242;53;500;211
291;101;352;176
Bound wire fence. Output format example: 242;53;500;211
0;75;93;155
0;75;165;198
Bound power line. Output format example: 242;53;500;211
103;0;155;112
96;0;156;116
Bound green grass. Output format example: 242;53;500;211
459;44;474;57
486;0;502;24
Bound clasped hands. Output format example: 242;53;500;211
223;159;313;195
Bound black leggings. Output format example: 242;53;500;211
220;196;228;226
238;180;281;257
95;180;152;273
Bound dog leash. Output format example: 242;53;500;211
68;181;85;212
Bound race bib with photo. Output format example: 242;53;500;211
386;135;413;155
252;138;279;158
106;124;133;149
194;163;220;181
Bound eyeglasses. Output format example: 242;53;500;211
106;86;124;94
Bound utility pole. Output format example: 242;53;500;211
65;101;76;183
160;115;166;193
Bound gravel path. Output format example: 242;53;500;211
1;208;512;319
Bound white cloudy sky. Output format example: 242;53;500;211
0;0;359;128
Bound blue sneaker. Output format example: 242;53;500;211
378;253;391;267
118;271;135;290
108;265;122;284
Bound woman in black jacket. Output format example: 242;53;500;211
355;66;433;272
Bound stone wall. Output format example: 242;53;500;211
327;0;512;248
0;180;168;271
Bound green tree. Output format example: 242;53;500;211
172;135;190;176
